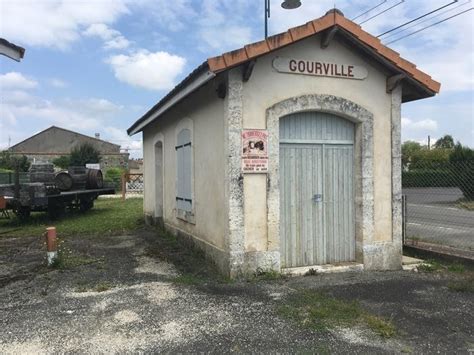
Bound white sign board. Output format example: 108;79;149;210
273;57;368;80
242;129;268;173
86;163;100;170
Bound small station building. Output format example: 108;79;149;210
128;9;440;276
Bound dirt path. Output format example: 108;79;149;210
0;228;472;353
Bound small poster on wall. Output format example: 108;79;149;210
242;129;268;173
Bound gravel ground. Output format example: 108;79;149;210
0;229;473;354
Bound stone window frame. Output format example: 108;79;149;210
265;94;375;264
174;117;195;224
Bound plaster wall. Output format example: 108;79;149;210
142;80;227;252
241;34;394;257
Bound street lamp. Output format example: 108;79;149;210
265;0;302;38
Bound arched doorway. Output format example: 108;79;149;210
279;111;355;267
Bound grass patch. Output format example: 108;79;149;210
416;259;467;274
417;259;443;273
51;249;102;270
447;263;465;273
75;281;114;293
447;275;474;293
0;198;144;238
278;290;396;338
94;281;114;292
249;268;288;282
457;199;474;211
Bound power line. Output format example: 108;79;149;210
378;0;459;37
382;0;471;40
359;0;405;25
385;7;474;44
351;0;387;21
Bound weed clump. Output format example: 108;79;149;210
278;290;396;338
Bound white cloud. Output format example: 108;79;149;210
199;26;253;52
106;50;186;90
83;23;130;50
103;126;142;153
0;0;129;49
49;78;68;88
133;0;197;32
0;89;142;155
195;0;255;52
402;117;438;131
83;23;120;40
104;36;130;50
0;72;38;90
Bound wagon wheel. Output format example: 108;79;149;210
54;172;73;191
48;202;65;219
14;206;31;220
79;199;94;212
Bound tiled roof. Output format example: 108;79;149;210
208;9;440;93
128;8;440;135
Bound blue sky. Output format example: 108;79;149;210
1;0;473;157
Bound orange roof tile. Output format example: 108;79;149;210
207;9;440;94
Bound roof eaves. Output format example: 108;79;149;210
127;61;215;135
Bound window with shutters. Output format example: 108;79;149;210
176;128;193;214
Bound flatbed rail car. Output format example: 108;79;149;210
0;164;115;219
5;187;115;219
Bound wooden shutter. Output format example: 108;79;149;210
176;129;192;212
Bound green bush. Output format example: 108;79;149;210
449;144;474;199
402;170;455;188
70;143;101;166
409;149;450;170
52;155;71;169
0;151;30;172
104;167;125;190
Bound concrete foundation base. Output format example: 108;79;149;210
283;262;364;276
363;242;403;270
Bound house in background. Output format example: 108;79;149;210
9;126;129;169
128;158;144;174
128;9;440;277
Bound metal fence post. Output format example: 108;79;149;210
402;194;407;245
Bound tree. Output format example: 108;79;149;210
401;141;422;168
52;155;71;169
0;150;30;172
449;143;474;200
434;135;454;149
69;143;101;166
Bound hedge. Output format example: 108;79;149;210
402;170;457;188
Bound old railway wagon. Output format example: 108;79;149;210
127;9;440;277
0;163;114;219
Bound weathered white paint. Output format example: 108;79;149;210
141;32;403;275
242;34;393;251
142;80;227;251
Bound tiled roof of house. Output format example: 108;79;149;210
128;8;440;135
207;9;440;93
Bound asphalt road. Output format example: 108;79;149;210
403;188;474;251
